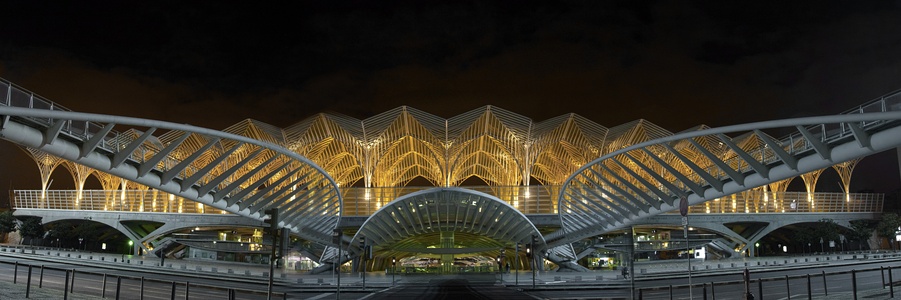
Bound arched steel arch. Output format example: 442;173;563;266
352;187;546;255
0;106;342;246
555;106;901;248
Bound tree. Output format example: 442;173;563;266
808;219;841;252
0;210;16;237
17;217;44;246
849;220;876;250
794;229;815;253
876;213;901;250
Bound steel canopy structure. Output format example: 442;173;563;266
556;94;901;248
3;76;901;272
353;187;545;258
0;80;342;246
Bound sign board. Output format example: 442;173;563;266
679;197;688;217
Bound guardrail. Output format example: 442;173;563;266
13;188;882;215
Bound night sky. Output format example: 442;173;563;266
1;1;901;195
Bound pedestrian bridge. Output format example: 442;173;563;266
10;187;884;260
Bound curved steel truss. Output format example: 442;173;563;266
556;93;901;247
353;187;546;255
0;98;341;246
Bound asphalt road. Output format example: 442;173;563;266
0;255;281;299
3;252;901;300
365;274;535;300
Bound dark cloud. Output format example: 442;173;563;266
1;0;900;193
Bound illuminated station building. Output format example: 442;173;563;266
8;99;884;273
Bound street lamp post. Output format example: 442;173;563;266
79;238;84;251
332;229;342;299
529;235;538;289
391;257;396;286
359;236;366;289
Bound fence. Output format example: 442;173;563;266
13;188;883;216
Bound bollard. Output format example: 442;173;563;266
39;265;44;288
822;270;828;295
807;274;812;300
102;274;107;298
64;270;70;300
758;278;763;300
890;265;895;298
170;281;176;300
744;269;752;300
26;264;33;298
116;276;122;300
852;270;858;300
786;275;791;300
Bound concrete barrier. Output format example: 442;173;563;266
297;278;304;284
245;270;251;275
317;278;324;284
195;266;202;271
211;267;217;272
181;265;187;270
228;269;234;274
596;275;603;280
554;276;561;281
574;276;582;282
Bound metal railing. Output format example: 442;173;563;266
723;89;901;182
1;78;221;196
677;191;883;214
13;188;882;215
12;190;226;214
340;185;560;216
